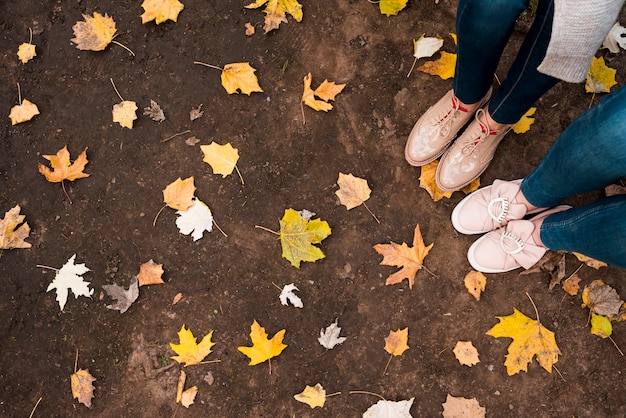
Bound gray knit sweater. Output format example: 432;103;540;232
538;0;624;82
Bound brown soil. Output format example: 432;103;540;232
1;1;626;417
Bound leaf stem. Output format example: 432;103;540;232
28;27;33;44
608;335;625;356
235;165;245;185
526;292;540;323
213;219;228;237
161;130;191;143
407;56;418;78
325;392;342;398
111;40;135;56
300;101;306;125
382;353;392;376
61;180;72;205
17;82;22;105
198;359;222;364
153;204;167;226
193;61;224;71
254;225;280;235
74;348;79;373
110;78;124;101
36;264;59;271
363;202;380;224
28;397;42;418
348;390;386;401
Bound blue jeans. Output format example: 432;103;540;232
453;0;559;124
520;86;626;268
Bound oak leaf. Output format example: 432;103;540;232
585;56;617;93
302;73;346;112
486;308;560;375
384;328;409;356
71;368;96;408
17;42;36;63
294;383;326;409
336;172;371;210
374;224;433;289
464;270;486;301
176;198;213;241
318;319;346;349
379;0;408;16
419;160;479;201
512;107;536;134
38;146;90;183
112;100;138;129
278;208;331;268
102;277;139;313
602;22;626;53
9;98;39;125
46;254;94;311
71;13;117;51
0;205;31;249
238;319;287;365
137;259;165;286
141;0;185;24
453;341;480;367
201;142;240;178
442;394;485;418
221;62;263;95
581;279;623;317
170;325;215;366
363;398;414;417
163;177;196;211
245;0;303;33
573;252;607;269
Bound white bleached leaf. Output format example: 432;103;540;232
363;397;415;418
102;276;139;313
46;254;94;311
318;318;347;349
176;198;213;241
602;22;626;53
279;283;303;308
298;209;315;220
413;34;443;59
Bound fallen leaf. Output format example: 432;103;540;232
419;160;479;201
112;100;138;129
590;313;613;339
605;183;626;196
141;0;185;24
464;270;486;301
384;328;409;356
573;252;607;269
413;34;443;59
453;341;480;367
562;274;581;296
512;107;536;134
46;254;94;311
185;136;200;146
238;319;287;365
143;99;165;122
547;253;566;290
294;383;326;409
0;205;31;249
602;22;626;53
279;283;303;308
171;292;183;306
102;277;139;313
137;259;165;286
163;177;196;211
318;319;346;349
71;12;116;51
442;394;485;418
189;104;204;121
71;369;96;408
363;397;414;418
581;279;624;317
486;308;560;375
278;208;332;268
181;386;198;408
302;73;345;112
221;62;263;95
17;42;36;63
170;325;215;366
245;0;303;33
175;370;186;403
201;142;240;178
9;98;39;125
374;224;433;289
379;0;408;16
245;22;255;36
585;56;617;93
418;51;456;80
38;146;90;183
336;172;371;210
176;198;213;241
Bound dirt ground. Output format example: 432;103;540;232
1;0;626;416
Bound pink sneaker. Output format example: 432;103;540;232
467;205;571;273
451;179;544;235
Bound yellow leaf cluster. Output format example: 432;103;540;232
245;0;303;33
0;205;31;250
237;320;287;365
38;146;90;183
71;13;117;51
302;73;346;112
141;0;185;24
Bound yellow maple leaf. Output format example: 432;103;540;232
464;270;486;301
336;172;371;210
380;0;408;16
572;252;607;269
163;177;196;211
585;56;617;93
238;319;287;365
0;205;31;250
71;13;117;51
141;0;185;24
302;73;346;112
38;146;90;183
9;99;39;125
112;100;137;129
201;142;240;178
419;160;479;201
486;308;561;375
170;325;215;366
512;107;536;134
278;208;332;268
245;0;303;33
220;62;263;95
294;383;326;409
384;328;409;356
71;368;96;408
453;341;480;367
17;43;36;63
418;51;457;80
137;259;165;286
373;224;433;289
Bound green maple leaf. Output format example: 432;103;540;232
279;208;331;268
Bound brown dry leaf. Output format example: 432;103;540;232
102;277;139;313
605;183;626;196
38;146;90;183
384;328;409;356
163;177;196;211
0;205;31;249
302;73;346;112
190;104;204;121
141;0;185;24
112;100;138;129
335;172;371;210
71;368;96;408
245;22;255;36
221;62;263;95
71;12;116;51
548;253;566;290
245;0;303;33
137;259;165;286
453;341;480;367
573;252;607;269
464;270;486;301
185;136;200;146
562;274;581;296
442;394;486;418
419;160;479;200
9;98;39;125
373;224;433;289
171;292;183;306
143;99;165;122
581;279;624;317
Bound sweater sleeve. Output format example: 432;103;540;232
537;0;624;83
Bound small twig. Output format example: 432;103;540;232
553;365;566;382
198;359;222;365
437;346;450;356
255;225;280;235
193;61;224;71
74;349;79;373
422;265;439;279
170;403;180;418
28;397;42;418
111;40;135;56
348;390;386;401
300;101;306;125
271;282;282;291
526;292;540;323
608;335;625;356
589;91;596;109
326;392;342;397
268;358;272;375
161;130;191;143
153;204;167;226
28;27;33;44
565;263;584;282
363;202;380;223
110;78;124;101
61;180;72;205
235;165;245;185
407;56;418;78
213;220;228;237
36;264;59;271
382;354;392;376
17;82;22;105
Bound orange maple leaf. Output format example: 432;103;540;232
384;328;409;356
374;224;433;289
38;146;90;183
137;259;165;286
